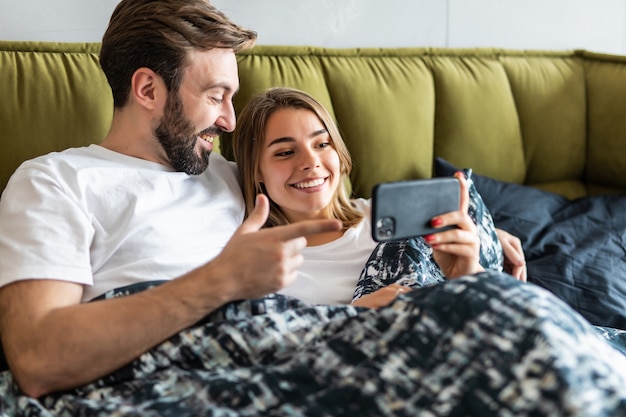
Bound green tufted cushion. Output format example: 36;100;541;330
502;53;587;198
321;50;435;199
582;51;626;195
428;51;525;185
0;41;113;193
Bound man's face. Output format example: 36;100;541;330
155;48;239;175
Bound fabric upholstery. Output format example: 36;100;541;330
583;51;626;194
2;42;626;200
501;55;586;191
0;42;113;193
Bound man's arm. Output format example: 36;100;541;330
0;276;222;397
0;195;341;397
495;228;527;282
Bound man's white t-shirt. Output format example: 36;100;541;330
0;145;244;302
279;198;377;305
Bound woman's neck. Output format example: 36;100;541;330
305;229;346;246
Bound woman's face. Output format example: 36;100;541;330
258;108;341;222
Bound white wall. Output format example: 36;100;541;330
0;0;118;42
1;0;625;54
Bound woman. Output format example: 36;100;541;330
232;87;522;307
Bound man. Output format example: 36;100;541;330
0;0;340;397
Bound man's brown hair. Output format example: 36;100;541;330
100;0;257;107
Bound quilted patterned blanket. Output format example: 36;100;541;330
1;270;625;417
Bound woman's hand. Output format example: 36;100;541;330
351;284;411;308
496;228;527;282
424;172;484;279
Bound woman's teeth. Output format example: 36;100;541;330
294;178;325;189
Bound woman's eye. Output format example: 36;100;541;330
275;150;294;157
318;142;331;149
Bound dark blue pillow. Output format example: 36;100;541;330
436;158;569;247
434;158;626;330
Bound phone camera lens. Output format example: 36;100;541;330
377;217;395;238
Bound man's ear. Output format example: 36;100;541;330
130;68;164;110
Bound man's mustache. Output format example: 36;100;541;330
198;126;224;137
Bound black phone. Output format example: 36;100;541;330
371;177;460;242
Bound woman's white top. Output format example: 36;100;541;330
278;198;377;305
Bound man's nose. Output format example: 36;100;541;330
216;101;236;133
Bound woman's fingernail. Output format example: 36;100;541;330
424;234;435;243
431;217;443;227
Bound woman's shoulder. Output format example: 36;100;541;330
350;198;371;213
350;198;371;229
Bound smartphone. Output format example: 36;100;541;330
371;177;460;242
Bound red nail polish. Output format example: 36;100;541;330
424;234;435;242
431;217;443;227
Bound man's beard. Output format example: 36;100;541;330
154;91;221;175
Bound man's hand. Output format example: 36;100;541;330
495;228;527;282
204;194;342;302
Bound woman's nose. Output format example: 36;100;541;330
299;149;319;170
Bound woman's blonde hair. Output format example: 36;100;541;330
232;87;364;229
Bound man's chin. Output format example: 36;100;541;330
184;151;211;175
169;150;210;175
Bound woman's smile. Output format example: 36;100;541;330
291;177;328;190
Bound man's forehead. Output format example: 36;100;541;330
181;48;239;90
